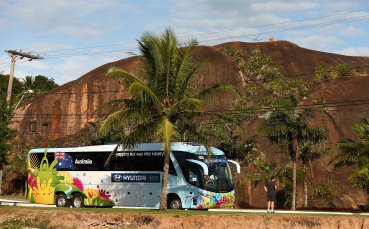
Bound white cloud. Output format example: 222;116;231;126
290;34;344;51
13;70;30;79
49;55;117;85
250;1;318;13
19;60;49;70
0;19;6;29
0;0;137;39
335;47;369;56
340;26;365;37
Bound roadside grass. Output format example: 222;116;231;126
0;217;59;229
0;195;27;201
0;206;367;218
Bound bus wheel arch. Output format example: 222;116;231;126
71;192;84;208
167;193;182;209
55;192;70;207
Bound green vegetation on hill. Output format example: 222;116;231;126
314;63;367;82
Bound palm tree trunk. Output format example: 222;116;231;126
291;138;300;210
247;179;253;206
159;149;170;210
0;170;3;195
292;159;296;210
303;164;307;208
303;180;307;208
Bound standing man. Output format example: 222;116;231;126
264;176;277;213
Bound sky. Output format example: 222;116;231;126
0;0;368;86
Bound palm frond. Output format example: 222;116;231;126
174;43;198;98
194;83;238;101
94;98;126;114
120;122;157;147
99;109;151;136
129;82;163;108
155;118;180;151
106;66;145;89
169;97;202;116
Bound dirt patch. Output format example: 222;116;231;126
0;207;368;229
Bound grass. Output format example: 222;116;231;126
0;206;367;218
0;195;27;201
0;217;59;229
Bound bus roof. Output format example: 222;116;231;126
28;142;225;156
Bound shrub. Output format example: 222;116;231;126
0;217;57;229
310;181;347;207
335;63;351;77
314;66;332;81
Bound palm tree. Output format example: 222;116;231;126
23;76;35;90
99;28;235;210
299;129;327;208
334;118;369;191
257;96;326;210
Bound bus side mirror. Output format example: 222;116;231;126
186;159;209;176
228;160;241;173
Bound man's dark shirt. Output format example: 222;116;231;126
266;180;276;193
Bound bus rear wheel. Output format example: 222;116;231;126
168;196;182;209
55;193;69;207
71;193;84;208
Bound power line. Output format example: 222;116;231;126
11;97;369;119
199;15;369;44
29;9;369;55
17;10;369;60
30;61;369;96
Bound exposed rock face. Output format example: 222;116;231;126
10;40;369;208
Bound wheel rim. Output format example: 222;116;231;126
73;197;82;208
170;199;181;209
57;197;66;207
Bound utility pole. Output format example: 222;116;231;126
4;50;43;104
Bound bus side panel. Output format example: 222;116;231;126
195;190;235;209
28;152;63;205
169;187;235;209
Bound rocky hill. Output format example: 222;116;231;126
8;40;369;208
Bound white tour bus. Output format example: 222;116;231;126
27;142;240;209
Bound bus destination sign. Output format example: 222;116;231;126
111;173;161;183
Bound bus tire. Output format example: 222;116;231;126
168;195;182;209
71;193;84;208
55;193;69;207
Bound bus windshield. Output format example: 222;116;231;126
173;152;234;193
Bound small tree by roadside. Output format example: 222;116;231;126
257;96;327;210
0;97;16;195
333;118;369;194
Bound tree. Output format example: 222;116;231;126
32;75;58;92
1;74;58;109
333;118;369;192
298;131;327;207
0;97;15;166
257;96;326;210
23;76;35;90
0;97;16;194
0;74;23;101
99;28;235;210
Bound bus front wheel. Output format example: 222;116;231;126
168;196;182;209
55;193;69;207
71;193;84;208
